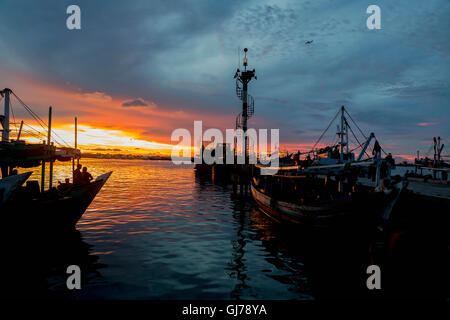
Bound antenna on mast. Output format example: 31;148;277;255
243;48;248;70
238;46;240;69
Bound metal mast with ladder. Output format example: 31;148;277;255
234;48;256;160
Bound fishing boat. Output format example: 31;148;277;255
413;137;449;181
3;172;111;231
0;88;112;231
251;106;404;228
414;137;448;167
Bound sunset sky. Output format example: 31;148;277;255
0;0;449;161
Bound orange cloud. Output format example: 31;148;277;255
394;154;416;162
2;70;236;153
4;69;329;156
417;122;437;126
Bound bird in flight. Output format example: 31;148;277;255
305;40;313;45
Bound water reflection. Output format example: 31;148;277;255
228;195;250;299
2;230;104;299
12;159;420;299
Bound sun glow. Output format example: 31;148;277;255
17;123;178;156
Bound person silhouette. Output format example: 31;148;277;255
81;167;93;184
73;164;82;185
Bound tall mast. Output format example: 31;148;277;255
433;137;437;164
339;105;345;162
234;48;256;160
75;116;79;166
48;106;53;189
345;117;349;155
73;116;77;178
2;88;11;142
47;106;52;146
437;136;441;164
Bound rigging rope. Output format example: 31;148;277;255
311;108;340;151
347;122;371;159
344;109;368;140
11;91;72;147
344;109;389;156
10;127;44;140
10;98;18;138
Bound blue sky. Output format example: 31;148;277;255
0;0;449;159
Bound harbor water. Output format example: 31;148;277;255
9;159;444;299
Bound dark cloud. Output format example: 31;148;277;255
0;0;449;156
122;99;149;107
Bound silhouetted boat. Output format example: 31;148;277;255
0;88;112;231
251;106;404;228
251;171;403;228
3;172;112;231
414;136;448;168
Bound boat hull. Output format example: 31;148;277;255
2;172;112;232
251;179;399;228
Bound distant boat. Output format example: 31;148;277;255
415;136;448;168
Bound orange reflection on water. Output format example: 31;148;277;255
17;158;197;239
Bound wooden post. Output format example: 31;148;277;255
48;106;53;189
41;159;45;193
16;120;24;141
75;117;78;166
47;106;52;146
2;88;10;142
72;117;77;181
49;159;54;189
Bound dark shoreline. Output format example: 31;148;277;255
81;154;172;161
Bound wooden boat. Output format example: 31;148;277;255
2;172;112;231
1;88;111;232
414;136;448;168
251;106;404;228
251;172;403;228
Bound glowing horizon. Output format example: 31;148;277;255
1;68;438;163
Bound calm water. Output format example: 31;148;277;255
12;159;381;299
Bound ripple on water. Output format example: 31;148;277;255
18;159;332;299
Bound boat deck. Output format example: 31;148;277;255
357;177;450;200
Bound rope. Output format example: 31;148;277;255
311;108;340;151
11;128;43;140
424;144;433;157
344;108;368;140
347;122;371;159
344;108;389;156
23;123;47;139
11;91;72;147
10;98;18;138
